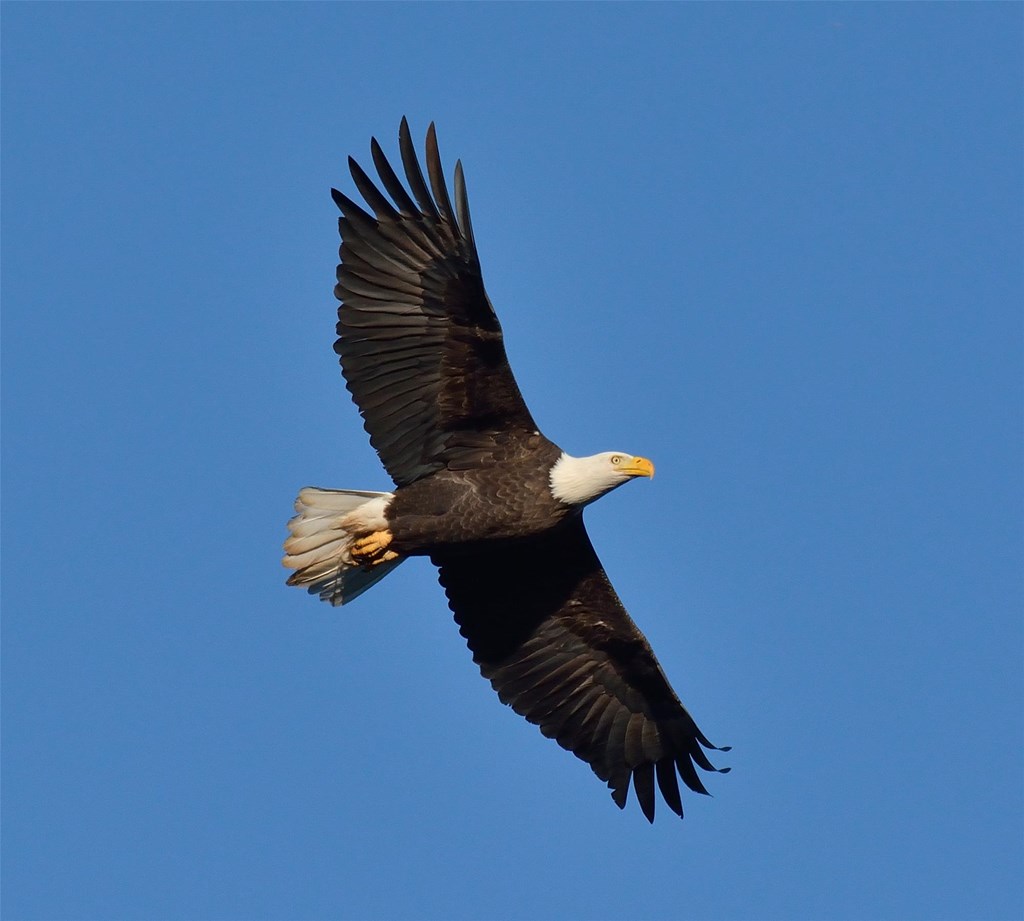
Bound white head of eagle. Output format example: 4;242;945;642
548;451;655;507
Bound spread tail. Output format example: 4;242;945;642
283;487;403;606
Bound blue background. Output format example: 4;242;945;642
3;5;1021;920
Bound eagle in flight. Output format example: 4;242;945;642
284;119;728;821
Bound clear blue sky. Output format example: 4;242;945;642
3;4;1021;920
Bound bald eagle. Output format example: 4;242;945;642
283;119;728;822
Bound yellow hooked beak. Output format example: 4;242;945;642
621;456;655;479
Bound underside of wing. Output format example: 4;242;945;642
432;518;729;822
333;118;538;486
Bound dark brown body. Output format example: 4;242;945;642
388;433;571;554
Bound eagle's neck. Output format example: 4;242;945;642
548;452;618;507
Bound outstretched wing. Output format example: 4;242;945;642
432;518;729;822
332;118;538;487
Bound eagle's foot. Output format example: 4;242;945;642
351;529;397;567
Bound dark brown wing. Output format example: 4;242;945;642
432;518;729;822
332;118;538;487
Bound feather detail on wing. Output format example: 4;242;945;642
333;118;538;487
431;518;729;822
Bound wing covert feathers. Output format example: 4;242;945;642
333;118;538;486
432;518;729;822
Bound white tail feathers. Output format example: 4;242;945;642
283;487;402;606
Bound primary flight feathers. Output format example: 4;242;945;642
284;118;728;822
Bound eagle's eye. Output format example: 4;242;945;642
611;455;622;465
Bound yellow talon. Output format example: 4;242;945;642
351;529;395;566
352;530;392;554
